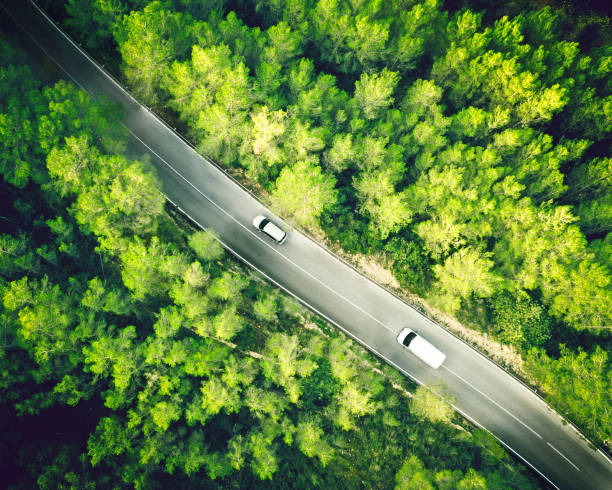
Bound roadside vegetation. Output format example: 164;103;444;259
1;0;611;485
33;0;611;450
0;33;540;488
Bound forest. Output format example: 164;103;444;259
0;26;540;489
1;0;610;487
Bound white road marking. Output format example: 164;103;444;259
547;443;581;472
597;449;612;466
443;365;543;439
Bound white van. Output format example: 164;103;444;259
252;215;287;244
397;327;446;369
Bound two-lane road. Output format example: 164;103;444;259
2;1;611;487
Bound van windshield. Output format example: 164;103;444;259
402;331;417;347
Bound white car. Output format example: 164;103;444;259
397;327;446;369
252;215;287;244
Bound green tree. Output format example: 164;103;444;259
83;325;141;392
249;106;287;165
64;0;126;52
525;345;611;445
88;416;134;467
176;0;227;20
271;160;337;227
263;21;302;65
493;201;612;329
295;419;334;466
575;194;612;236
253;292;279;322
590;232;612;271
261;333;317;403
354;68;399;120
432;247;501;313
4;276;80;369
384;236;430;294
395;454;435;490
323;132;355;173
208;270;248;302
489;292;551;348
490;128;582;202
188;229;225;262
400;78;450;158
165;40;253;168
116;1;196;104
40;81;127;154
565;157;612;203
0;65;46;188
410;384;454;424
406;164;488;259
248;428;278;479
81;277;132;316
119;237;184;300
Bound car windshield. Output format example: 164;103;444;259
402;331;417;347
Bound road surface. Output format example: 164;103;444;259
1;1;611;488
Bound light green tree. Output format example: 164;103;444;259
394;454;435;490
271;160;337;227
116;2;195;104
432;247;500;313
188;230;225;262
354;68;400;120
253;292;279;322
250;106;287;164
295;419;334;466
410;384;454;424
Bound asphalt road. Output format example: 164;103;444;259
2;1;611;488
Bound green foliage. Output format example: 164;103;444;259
395;454;435;490
384;236;430;294
590;232;612;271
525;345;612;444
81;277;132;315
565;157;612;203
119;237;181;299
188;229;225;261
295;419;334;466
3;0;609;486
394;451;504;490
64;0;127;52
253;292;279;322
492;201;612;330
575;193;612;236
249;105;287;166
0;64;46;188
116;1;197;104
354;68;400;120
258;0;445;76
432;247;501;313
88;416;132;466
83;325;141;392
489;292;552;348
166;41;252;166
4;277;72;354
410;384;455;425
40;80;127;154
208;270;248;302
271;160;337;227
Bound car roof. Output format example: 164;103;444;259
263;221;286;242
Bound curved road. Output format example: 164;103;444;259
2;1;611;488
